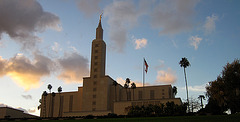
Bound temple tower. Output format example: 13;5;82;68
82;16;113;113
90;17;106;78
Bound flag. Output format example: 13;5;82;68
144;58;149;73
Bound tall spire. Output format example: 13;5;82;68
96;13;103;40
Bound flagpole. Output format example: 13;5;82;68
143;58;145;88
143;58;145;100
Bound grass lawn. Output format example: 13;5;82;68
7;114;240;122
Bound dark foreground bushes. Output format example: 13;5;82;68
125;102;187;117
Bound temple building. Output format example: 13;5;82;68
0;107;37;119
40;17;182;117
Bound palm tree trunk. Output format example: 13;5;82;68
184;68;190;112
200;98;203;109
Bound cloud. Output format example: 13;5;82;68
154;60;165;70
188;84;206;92
0;103;7;107
116;77;150;87
69;46;78;53
28;108;36;113
0;103;28;113
1;51;90;89
51;42;62;53
204;14;218;34
77;0;101;17
135;38;147;49
0;53;55;90
22;95;32;100
171;40;178;48
151;0;199;35
0;41;3;47
58;52;89;83
16;107;29;113
104;1;145;52
189;35;202;50
0;0;61;49
156;68;177;84
0;56;7;77
180;84;206;92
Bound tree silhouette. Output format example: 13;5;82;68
125;78;131;100
198;95;205;109
58;86;62;117
48;84;52;94
172;86;177;97
131;82;136;101
179;57;190;112
47;84;52;117
38;99;41;110
206;59;240;114
112;81;118;102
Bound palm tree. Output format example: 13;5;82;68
38;99;41;114
112;81;118;102
47;84;52;117
172;86;177;97
179;57;190;112
126;78;130;84
58;86;62;117
131;82;136;101
42;91;48;117
124;83;129;101
125;78;131;100
48;84;52;94
198;95;205;109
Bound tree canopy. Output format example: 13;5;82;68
206;59;240;114
179;57;190;68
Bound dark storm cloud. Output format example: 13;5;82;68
0;56;7;77
58;52;89;83
0;50;90;89
21;95;32;100
0;53;55;90
104;0;143;52
151;0;200;35
0;0;61;49
77;0;101;17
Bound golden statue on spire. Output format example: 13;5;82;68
100;13;103;21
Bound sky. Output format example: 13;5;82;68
0;0;240;116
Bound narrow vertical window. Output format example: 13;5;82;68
150;90;155;99
138;91;142;100
69;95;73;112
